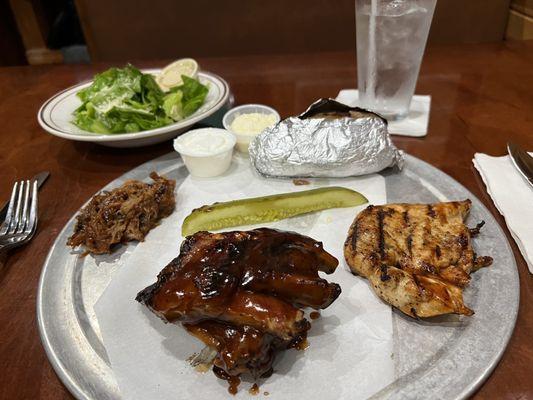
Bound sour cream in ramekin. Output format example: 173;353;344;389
173;128;236;177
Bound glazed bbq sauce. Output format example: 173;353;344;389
186;320;289;394
209;330;311;395
185;321;279;370
249;383;260;395
292;178;310;186
214;331;310;395
149;228;339;319
200;321;308;394
213;366;241;395
292;337;309;351
150;229;333;394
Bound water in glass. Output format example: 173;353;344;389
356;0;436;120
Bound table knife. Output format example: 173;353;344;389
507;142;533;189
0;171;50;221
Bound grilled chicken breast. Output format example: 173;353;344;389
344;200;492;318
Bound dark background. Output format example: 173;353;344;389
1;0;516;66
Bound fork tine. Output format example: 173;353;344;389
0;182;18;235
15;180;31;234
25;180;38;235
7;181;25;234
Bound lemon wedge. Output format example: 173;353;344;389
156;58;199;91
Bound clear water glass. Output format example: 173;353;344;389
356;0;436;120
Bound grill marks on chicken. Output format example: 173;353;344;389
136;228;341;390
67;172;175;254
344;200;492;318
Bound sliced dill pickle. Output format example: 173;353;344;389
181;186;368;236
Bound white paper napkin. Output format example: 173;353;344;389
473;152;533;273
95;155;395;400
336;89;431;137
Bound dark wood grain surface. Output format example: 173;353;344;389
0;41;532;400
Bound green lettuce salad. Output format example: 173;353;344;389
72;65;208;134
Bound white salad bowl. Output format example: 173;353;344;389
37;69;230;148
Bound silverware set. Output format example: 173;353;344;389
0;180;38;252
0;172;49;253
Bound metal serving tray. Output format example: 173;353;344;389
37;153;519;400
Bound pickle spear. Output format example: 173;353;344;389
181;186;368;236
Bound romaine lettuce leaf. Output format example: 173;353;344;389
179;75;209;117
72;66;208;134
162;91;184;121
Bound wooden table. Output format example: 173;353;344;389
0;41;532;400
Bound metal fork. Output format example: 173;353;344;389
0;180;38;252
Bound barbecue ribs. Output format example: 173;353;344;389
136;228;341;390
344;200;492;318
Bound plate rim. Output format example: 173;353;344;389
36;153;520;400
37;69;229;142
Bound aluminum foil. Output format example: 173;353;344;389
249;98;404;178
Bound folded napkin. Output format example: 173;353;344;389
473;152;533;273
335;89;431;137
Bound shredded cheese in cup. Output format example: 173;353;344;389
229;112;278;152
223;105;280;153
230;113;278;136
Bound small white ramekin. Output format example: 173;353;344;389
222;104;280;153
173;128;236;177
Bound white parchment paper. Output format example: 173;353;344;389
95;155;395;399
